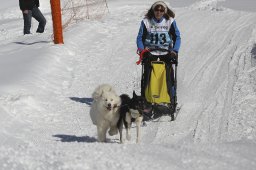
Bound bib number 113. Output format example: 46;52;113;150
150;33;167;45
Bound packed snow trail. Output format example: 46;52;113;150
0;0;256;169
176;8;256;143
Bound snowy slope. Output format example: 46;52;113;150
0;0;256;169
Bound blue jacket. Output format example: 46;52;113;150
136;17;181;53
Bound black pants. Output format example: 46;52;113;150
22;7;46;34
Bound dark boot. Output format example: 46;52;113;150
36;27;45;33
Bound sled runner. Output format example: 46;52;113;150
137;48;178;121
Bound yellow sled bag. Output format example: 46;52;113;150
145;61;170;104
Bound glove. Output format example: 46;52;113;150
169;51;178;65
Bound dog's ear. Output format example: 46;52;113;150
100;90;104;97
133;91;137;98
92;89;103;100
106;86;112;92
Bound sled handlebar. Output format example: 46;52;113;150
149;48;178;66
147;48;170;53
136;48;178;66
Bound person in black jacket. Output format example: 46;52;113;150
19;0;46;34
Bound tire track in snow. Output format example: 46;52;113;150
220;27;256;141
175;9;256;143
218;17;256;141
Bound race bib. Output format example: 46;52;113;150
143;18;174;49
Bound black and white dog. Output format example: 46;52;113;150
117;91;152;143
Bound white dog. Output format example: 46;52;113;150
90;84;121;142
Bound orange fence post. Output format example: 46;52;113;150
50;0;64;44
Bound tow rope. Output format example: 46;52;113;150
136;49;150;65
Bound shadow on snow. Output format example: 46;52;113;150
53;134;120;143
53;134;97;143
13;41;51;45
69;97;93;106
252;44;256;59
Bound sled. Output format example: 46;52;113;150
137;48;178;121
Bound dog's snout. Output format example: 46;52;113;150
108;103;111;107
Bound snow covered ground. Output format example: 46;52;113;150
0;0;256;169
219;0;256;12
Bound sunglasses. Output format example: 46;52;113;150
154;9;165;13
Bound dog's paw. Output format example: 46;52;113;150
126;134;131;141
108;128;118;136
97;136;106;142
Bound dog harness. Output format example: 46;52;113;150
129;109;141;119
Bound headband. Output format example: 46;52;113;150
152;1;167;13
